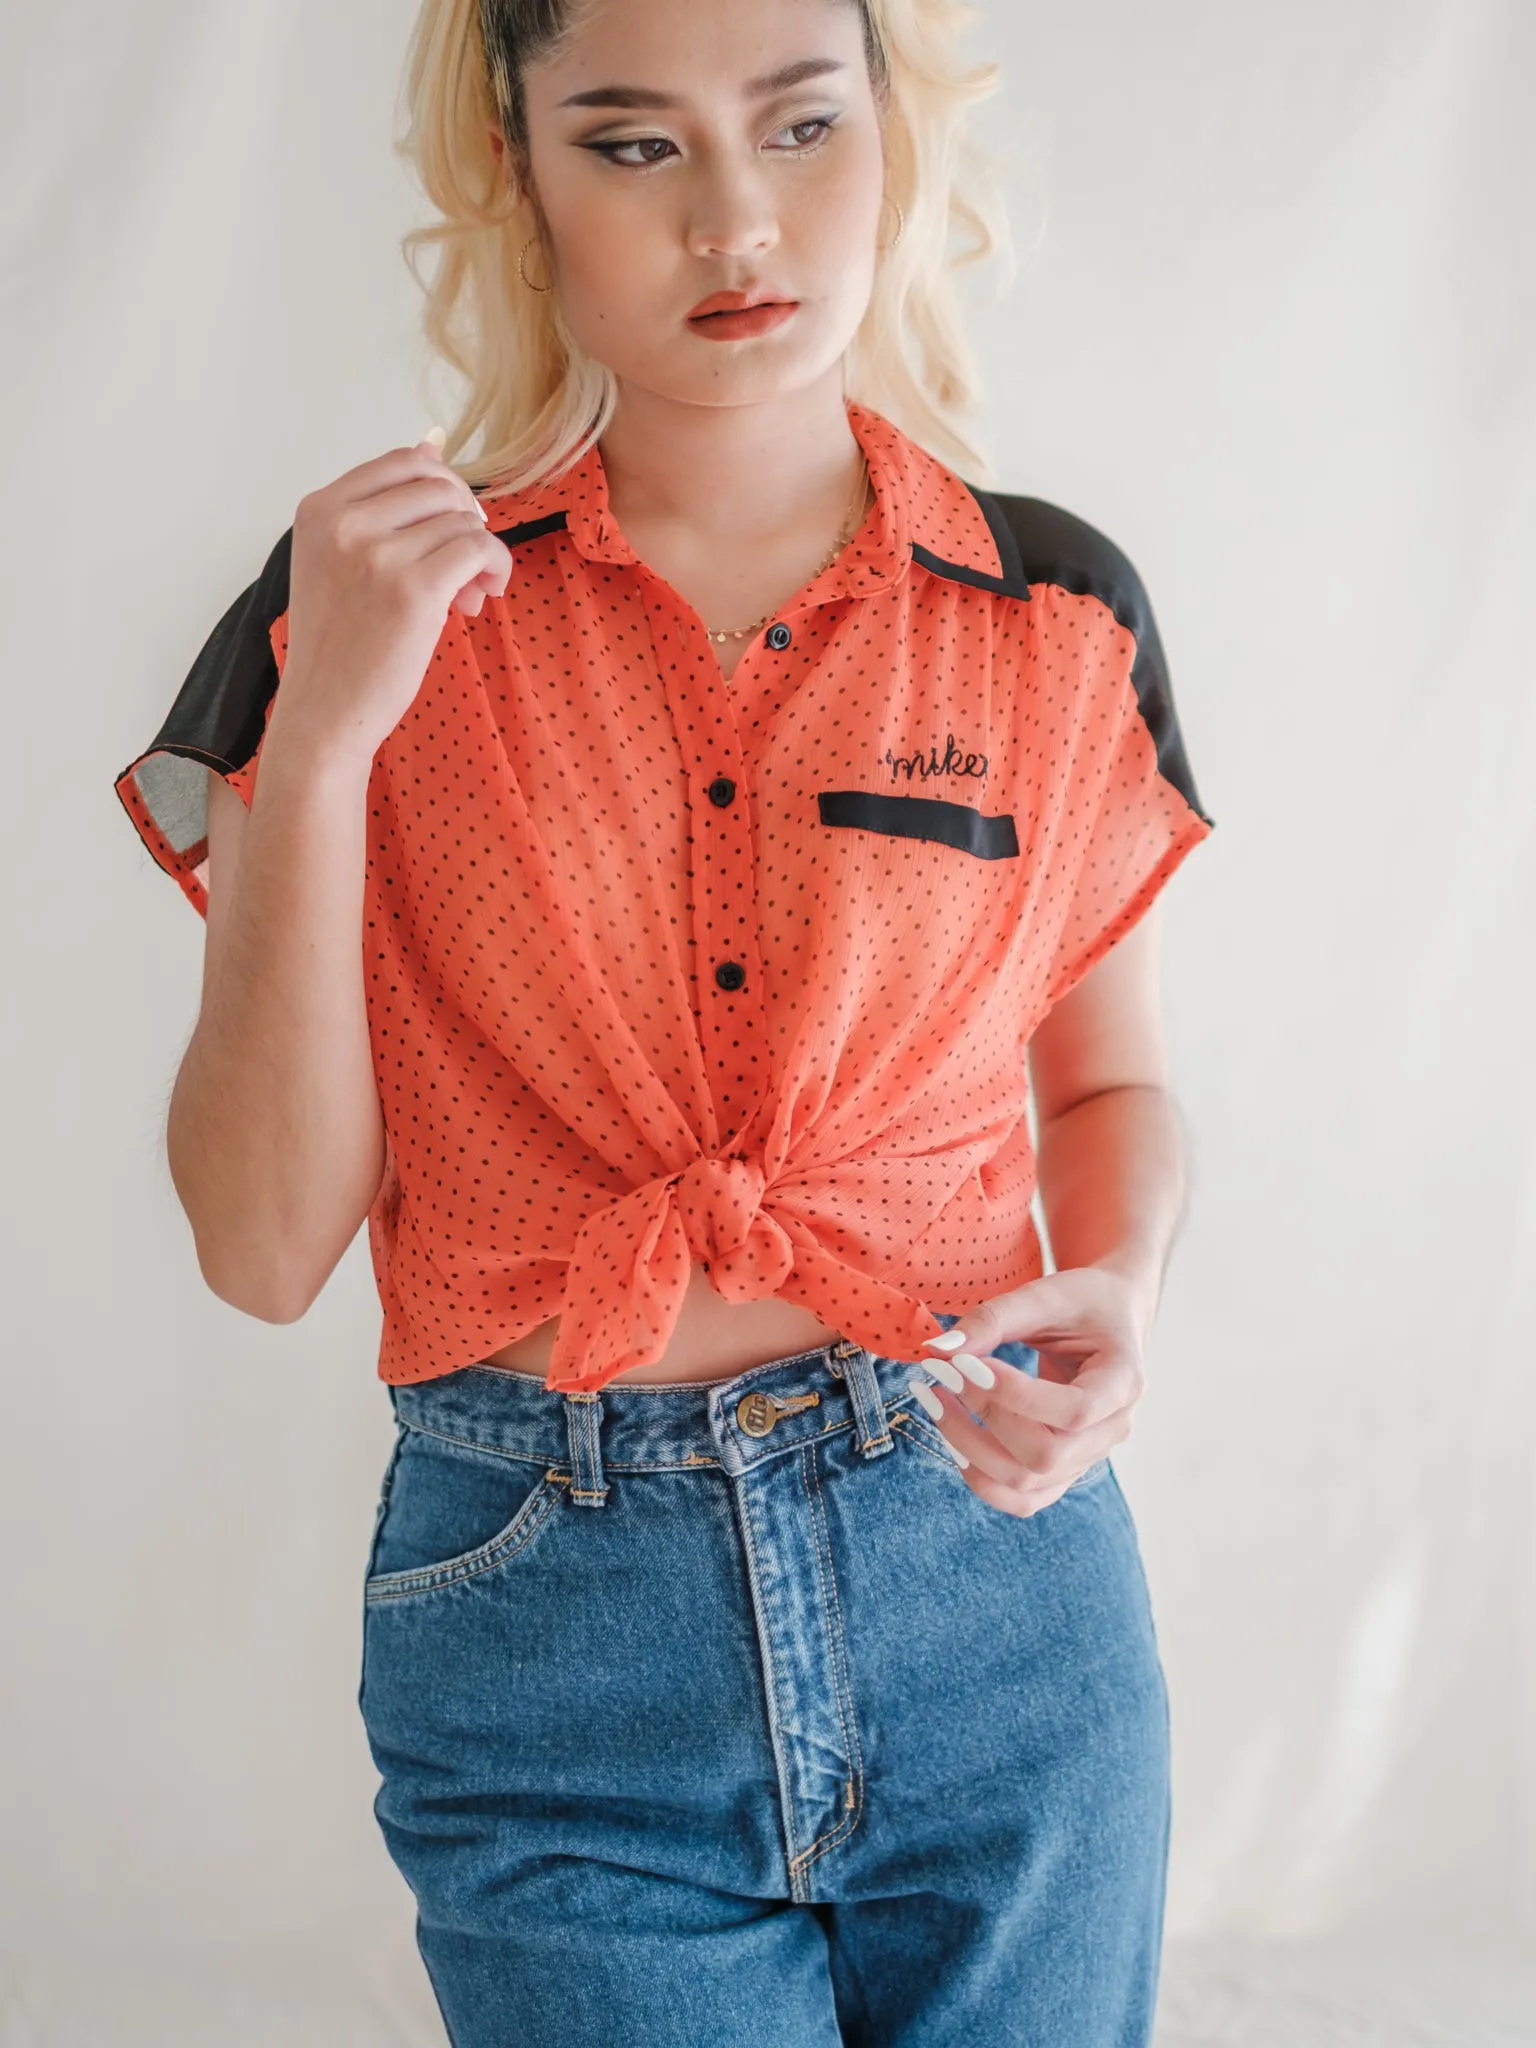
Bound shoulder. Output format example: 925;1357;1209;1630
965;487;1162;650
965;486;1209;824
963;484;1166;680
960;483;1170;703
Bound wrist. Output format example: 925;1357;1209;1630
1087;1246;1164;1350
261;684;380;785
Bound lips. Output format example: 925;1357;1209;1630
685;289;799;342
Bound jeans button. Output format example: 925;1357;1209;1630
737;1392;779;1436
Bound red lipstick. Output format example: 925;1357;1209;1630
686;287;798;341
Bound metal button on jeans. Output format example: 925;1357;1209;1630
736;1390;821;1436
737;1392;779;1437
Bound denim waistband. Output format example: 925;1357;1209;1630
387;1338;934;1498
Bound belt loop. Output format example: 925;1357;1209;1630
563;1390;609;1506
839;1343;894;1458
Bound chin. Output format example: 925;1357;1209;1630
606;331;856;410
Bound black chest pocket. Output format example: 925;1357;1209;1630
817;790;1019;860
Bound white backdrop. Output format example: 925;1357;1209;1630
3;1;1533;2040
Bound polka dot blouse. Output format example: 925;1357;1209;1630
113;398;1213;1394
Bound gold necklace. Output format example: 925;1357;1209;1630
706;463;871;644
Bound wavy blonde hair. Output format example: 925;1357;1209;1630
395;0;1011;491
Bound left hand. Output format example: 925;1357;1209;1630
911;1266;1147;1518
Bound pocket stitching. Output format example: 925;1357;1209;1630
364;1472;559;1604
890;1407;970;1472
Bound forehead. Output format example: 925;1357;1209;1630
525;0;865;98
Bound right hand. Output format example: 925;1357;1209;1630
272;433;513;764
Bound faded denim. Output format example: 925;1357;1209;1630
357;1329;1171;2046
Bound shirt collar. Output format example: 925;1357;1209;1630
479;397;1005;597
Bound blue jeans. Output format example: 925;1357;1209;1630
357;1333;1171;2046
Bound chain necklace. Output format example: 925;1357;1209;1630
706;463;871;644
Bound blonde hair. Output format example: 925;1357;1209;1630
395;0;1011;491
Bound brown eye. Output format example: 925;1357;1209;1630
768;117;836;152
587;135;678;168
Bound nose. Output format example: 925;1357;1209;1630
683;154;780;261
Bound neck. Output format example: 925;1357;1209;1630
597;371;865;544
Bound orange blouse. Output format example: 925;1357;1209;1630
114;399;1212;1394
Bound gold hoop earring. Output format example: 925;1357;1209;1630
518;236;553;292
879;195;905;250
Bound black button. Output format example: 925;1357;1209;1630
707;776;737;808
765;621;792;650
714;960;747;993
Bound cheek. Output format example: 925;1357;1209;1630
544;200;650;326
788;171;882;310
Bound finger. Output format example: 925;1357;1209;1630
966;1464;1075;1519
926;1380;1129;1490
326;436;466;510
336;474;488;540
910;1382;1019;1487
452;559;512;614
373;507;506;573
979;1395;1131;1485
928;1347;1139;1435
930;1270;1085;1363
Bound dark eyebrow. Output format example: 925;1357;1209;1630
745;56;850;94
557;83;672;111
556;57;847;112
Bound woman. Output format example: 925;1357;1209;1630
113;0;1213;2040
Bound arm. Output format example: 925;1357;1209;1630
151;438;509;1323
166;707;386;1322
1027;901;1186;1348
911;906;1188;1517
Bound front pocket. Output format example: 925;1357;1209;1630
892;1406;973;1473
817;789;1019;860
364;1426;559;1605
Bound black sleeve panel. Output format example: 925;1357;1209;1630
143;525;293;778
971;488;1212;826
111;527;294;901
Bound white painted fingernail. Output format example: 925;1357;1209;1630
922;1354;966;1395
421;424;447;450
474;499;489;522
921;1329;967;1352
953;1351;996;1390
945;1442;970;1469
907;1376;944;1420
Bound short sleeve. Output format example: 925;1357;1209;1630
112;527;293;919
990;495;1215;1017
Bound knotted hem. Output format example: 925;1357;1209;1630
542;1160;947;1394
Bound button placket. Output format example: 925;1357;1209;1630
640;586;769;1146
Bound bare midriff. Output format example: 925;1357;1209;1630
478;1260;843;1385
